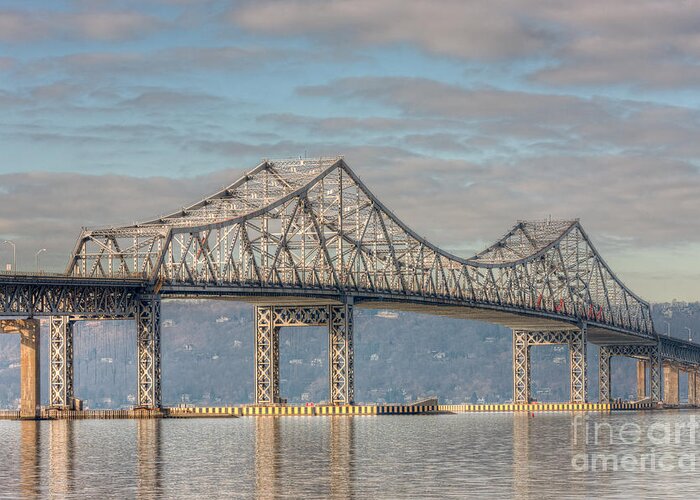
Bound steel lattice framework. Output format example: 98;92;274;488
512;329;587;404
0;276;144;318
49;316;74;408
66;157;653;339
254;304;353;405
7;156;696;410
599;344;661;403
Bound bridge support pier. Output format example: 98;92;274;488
254;306;281;405
49;316;75;409
689;371;699;406
599;346;611;403
598;344;661;403
329;304;354;405
512;327;587;404
663;362;679;405
637;360;648;401
1;320;41;418
136;295;161;409
254;303;354;406
1;320;41;419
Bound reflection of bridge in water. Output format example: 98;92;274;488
17;416;355;497
1;157;698;417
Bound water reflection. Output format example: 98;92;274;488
20;420;40;498
49;420;74;497
512;416;530;499
330;417;354;499
8;413;698;498
137;419;162;500
253;416;356;498
255;417;280;498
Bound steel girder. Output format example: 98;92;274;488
660;337;700;365
0;279;142;317
598;344;661;403
512;328;588;404
49;316;74;409
66;158;653;339
254;304;354;405
136;295;161;409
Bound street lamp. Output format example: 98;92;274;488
2;240;15;271
685;327;693;342
664;321;671;337
35;248;46;273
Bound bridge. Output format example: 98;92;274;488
1;157;698;417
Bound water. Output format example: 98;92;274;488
1;411;699;498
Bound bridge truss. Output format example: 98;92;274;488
4;156;697;412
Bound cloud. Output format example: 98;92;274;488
531;2;700;88
297;76;700;158
15;46;285;81
231;0;700;89
0;10;163;43
117;89;229;109
231;0;556;60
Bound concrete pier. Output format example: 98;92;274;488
0;319;41;419
663;362;680;405
637;360;648;400
689;371;699;406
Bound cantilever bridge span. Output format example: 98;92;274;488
0;157;697;417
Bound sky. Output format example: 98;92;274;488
0;0;698;302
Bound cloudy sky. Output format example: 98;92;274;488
0;0;698;301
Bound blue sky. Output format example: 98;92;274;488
0;0;699;301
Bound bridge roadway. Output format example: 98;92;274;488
0;157;697;418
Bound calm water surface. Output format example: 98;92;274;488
1;411;699;498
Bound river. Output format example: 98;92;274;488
1;411;699;498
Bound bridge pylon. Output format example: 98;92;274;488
512;326;588;404
598;343;661;403
136;295;161;409
254;303;354;406
49;316;75;409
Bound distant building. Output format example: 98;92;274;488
376;310;398;319
289;359;303;365
216;316;229;323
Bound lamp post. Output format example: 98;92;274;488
664;321;671;337
35;248;46;273
686;327;693;342
2;240;15;271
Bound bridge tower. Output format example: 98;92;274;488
49;316;75;409
512;326;588;404
254;302;354;406
136;295;161;409
598;344;661;403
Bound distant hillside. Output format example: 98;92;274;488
0;301;697;408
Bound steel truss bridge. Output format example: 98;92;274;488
1;157;698;417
